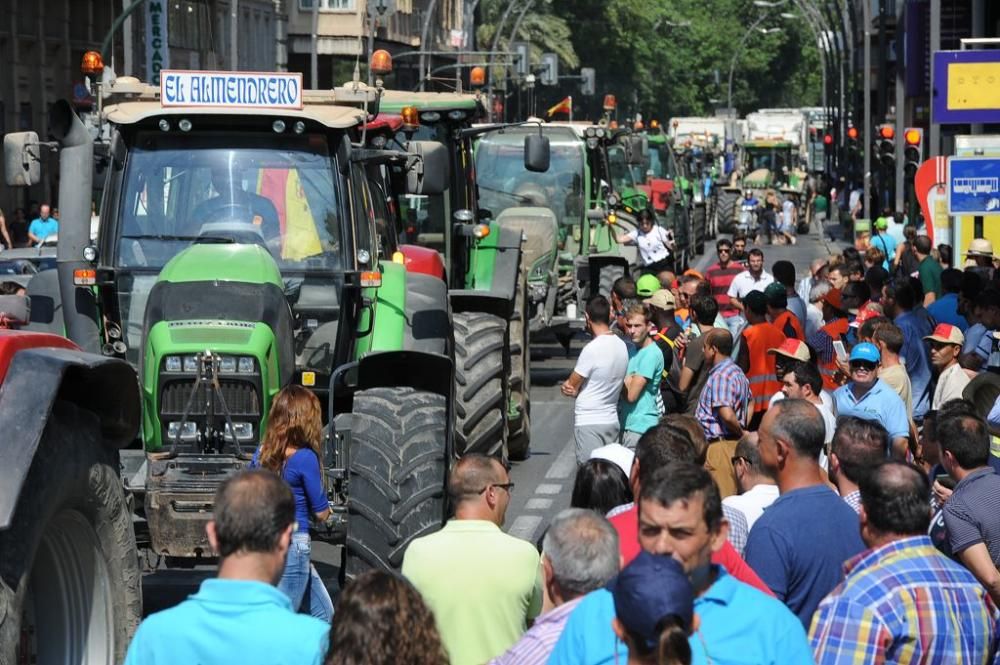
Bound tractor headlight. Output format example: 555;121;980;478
183;355;199;373
167;421;199;442
238;357;255;374
224;422;254;442
218;356;237;373
165;356;182;372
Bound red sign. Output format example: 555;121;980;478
914;156;948;245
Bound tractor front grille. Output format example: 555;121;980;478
160;379;261;418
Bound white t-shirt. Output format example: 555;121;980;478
726;269;775;300
770;390;837;445
782;200;795;226
573;333;629;426
624;226;673;266
723;483;779;531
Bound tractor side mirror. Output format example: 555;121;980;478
4;132;42;187
406;140;448;195
524;134;550;173
625;136;646;165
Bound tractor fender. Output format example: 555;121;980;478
450;291;513;321
358;349;454;401
466;225;523;304
398;244;446;281
0;341;141;530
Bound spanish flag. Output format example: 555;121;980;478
546;96;572;118
257;169;323;261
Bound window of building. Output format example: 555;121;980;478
299;0;356;11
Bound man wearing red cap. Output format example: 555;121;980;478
926;324;970;409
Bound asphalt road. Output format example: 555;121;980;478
141;219;844;616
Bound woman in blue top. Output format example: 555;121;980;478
252;385;333;621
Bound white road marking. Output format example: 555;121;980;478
525;497;553;510
508;515;543;540
545;437;577;480
535;483;563;495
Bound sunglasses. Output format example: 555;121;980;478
849;361;877;372
479;482;515;494
718;248;731;254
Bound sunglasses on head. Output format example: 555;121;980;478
849;360;877;371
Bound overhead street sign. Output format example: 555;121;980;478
947;157;1000;215
160;71;303;109
933;50;1000;124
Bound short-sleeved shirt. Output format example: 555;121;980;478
943;467;1000;567
744;484;866;626
726;269;775;301
619;342;664;434
933;362;972;409
918;255;943;298
697;358;751;440
878;364;913;415
123;579;329;665
870;232;897;271
833;380;910;441
682;333;713;416
573;333;629;426
623;225;672;266
965;322;988;355
402;519;543;665
547;569;814;665
706;260;745;317
28;217;58;243
927;293;969;332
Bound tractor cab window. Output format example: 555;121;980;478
117;132;344;272
476;132;585;225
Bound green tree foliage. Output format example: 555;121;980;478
539;0;821;121
476;0;579;75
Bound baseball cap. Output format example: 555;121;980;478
874;216;889;230
607;552;694;651
821;288;847;312
636;274;660;297
924;323;965;346
589;443;635;478
849;342;881;364
767;338;810;361
764;282;787;308
849;302;884;328
644;289;676;310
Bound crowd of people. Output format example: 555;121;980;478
122;226;1000;665
0;201;59;249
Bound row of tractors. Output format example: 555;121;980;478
0;52;650;663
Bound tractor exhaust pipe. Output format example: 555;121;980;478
50;100;101;354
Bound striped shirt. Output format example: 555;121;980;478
705;260;745;317
809;536;1000;664
697;358;751;441
488;596;583;665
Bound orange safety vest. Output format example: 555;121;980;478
772;310;805;340
819;318;851;392
742;322;787;413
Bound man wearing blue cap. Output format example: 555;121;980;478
831;342;910;459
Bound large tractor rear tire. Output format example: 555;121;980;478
345;387;448;579
718;190;740;235
507;267;531;461
598;264;625;299
0;401;142;665
453;312;508;457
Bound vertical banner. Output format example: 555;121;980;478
145;0;170;86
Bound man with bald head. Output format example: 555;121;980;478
402;454;543;665
811;462;999;663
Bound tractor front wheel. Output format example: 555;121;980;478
453;312;508;457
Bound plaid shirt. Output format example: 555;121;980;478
810;536;1000;664
489;596;583;665
697;358;750;440
842;489;862;514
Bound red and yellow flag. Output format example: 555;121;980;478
546;96;572;118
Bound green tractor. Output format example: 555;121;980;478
474;122;643;348
720;139;807;232
5;70;457;580
375;90;531;460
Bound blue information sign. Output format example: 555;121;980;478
948;157;1000;215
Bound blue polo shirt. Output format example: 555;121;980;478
28;217;58;243
926;293;968;332
124;578;329;665
833;379;910;441
547;567;813;665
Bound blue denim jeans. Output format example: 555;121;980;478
279;532;333;622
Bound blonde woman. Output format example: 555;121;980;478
251;385;333;621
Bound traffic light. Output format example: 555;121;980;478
823;133;834;151
903;127;923;173
540;53;558;86
877;124;896;168
580;67;595;96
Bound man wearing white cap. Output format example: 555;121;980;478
927;324;971;409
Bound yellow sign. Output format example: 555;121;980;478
947;63;1000;110
301;371;316;387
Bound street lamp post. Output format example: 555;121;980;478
726;13;778;111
